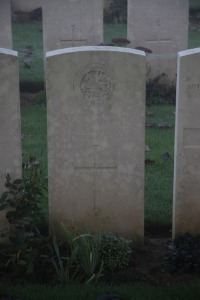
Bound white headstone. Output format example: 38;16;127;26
46;46;146;244
42;0;103;52
173;48;200;238
0;0;12;49
0;48;22;238
128;0;189;82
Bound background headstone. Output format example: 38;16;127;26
0;48;22;240
46;46;146;244
173;48;200;238
128;0;189;82
0;0;12;49
42;0;103;52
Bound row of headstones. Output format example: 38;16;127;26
1;0;189;81
0;45;200;245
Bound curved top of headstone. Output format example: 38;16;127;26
178;47;200;58
46;46;146;58
0;48;18;56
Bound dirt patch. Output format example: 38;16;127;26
103;237;200;286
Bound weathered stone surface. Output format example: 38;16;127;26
128;0;189;82
173;48;200;238
46;46;146;244
0;0;12;49
42;0;103;52
0;48;22;240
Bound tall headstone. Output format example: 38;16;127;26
0;48;22;237
128;0;188;82
173;48;200;238
42;0;103;52
0;0;12;49
46;46;146;244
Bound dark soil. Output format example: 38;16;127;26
103;236;200;286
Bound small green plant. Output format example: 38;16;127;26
51;224;104;285
97;233;132;270
0;156;46;245
72;233;104;284
146;74;176;106
168;233;200;274
51;231;80;285
0;157;49;280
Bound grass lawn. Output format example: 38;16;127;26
145;105;175;226
21;104;47;173
1;282;200;300
104;23;127;44
12;23;44;91
190;0;200;9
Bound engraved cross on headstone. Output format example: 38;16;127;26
145;18;172;70
146;18;172;48
60;24;87;47
75;144;117;211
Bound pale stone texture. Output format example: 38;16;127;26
128;0;189;82
42;0;103;52
46;46;146;244
173;48;200;238
0;49;22;240
0;0;12;49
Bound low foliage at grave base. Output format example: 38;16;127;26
168;233;200;274
0;169;104;285
0;158;50;282
0;161;133;285
0;157;47;244
146;74;176;106
97;233;132;270
50;224;104;285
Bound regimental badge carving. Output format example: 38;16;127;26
73;64;115;108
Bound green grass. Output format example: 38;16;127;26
190;0;200;9
188;30;200;49
145;106;175;225
104;23;127;44
21;105;47;172
1;282;200;300
12;24;44;91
